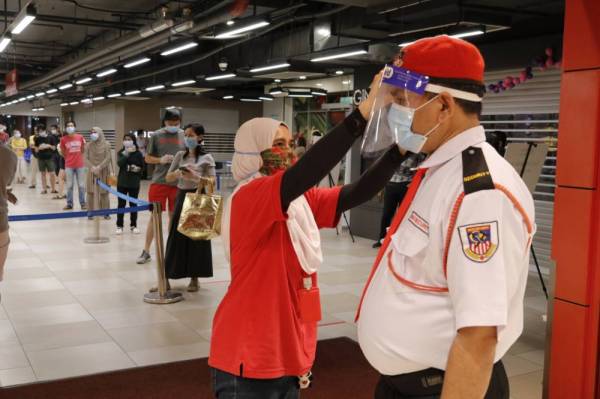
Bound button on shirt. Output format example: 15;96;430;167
357;126;536;376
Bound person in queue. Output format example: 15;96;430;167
50;124;66;200
33;124;58;195
85;126;112;220
0;143;17;298
61;121;87;211
28;128;39;189
8;129;27;184
209;69;416;398
164;123;215;292
355;36;535;398
136;109;185;264
116;133;144;235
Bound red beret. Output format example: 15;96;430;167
401;35;485;83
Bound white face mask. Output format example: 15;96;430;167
66;126;76;134
14;132;21;138
123;140;134;148
387;95;441;154
39;131;48;138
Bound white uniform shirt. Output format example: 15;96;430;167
357;126;536;375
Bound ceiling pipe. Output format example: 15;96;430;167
20;0;247;91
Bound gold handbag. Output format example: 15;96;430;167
177;178;223;240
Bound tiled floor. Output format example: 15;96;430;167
0;180;547;398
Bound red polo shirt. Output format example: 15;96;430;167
209;171;341;379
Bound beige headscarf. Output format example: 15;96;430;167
86;126;111;167
223;117;323;275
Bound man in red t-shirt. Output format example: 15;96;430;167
60;121;86;210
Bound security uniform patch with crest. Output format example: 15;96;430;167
458;221;499;263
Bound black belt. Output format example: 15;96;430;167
378;361;509;398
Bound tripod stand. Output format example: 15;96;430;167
519;141;549;300
328;172;355;243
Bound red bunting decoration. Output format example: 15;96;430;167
487;47;561;94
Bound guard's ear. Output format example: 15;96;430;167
438;92;455;122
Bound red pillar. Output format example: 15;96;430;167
549;1;600;397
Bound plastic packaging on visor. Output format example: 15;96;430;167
361;65;430;158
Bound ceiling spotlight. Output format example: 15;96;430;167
274;79;281;83
26;95;34;99
226;20;235;26
125;90;141;96
96;68;117;78
59;83;73;90
18;97;26;102
145;85;165;91
69;101;79;105
35;92;45;97
335;70;344;75
215;19;269;39
75;77;92;85
205;73;236;81
107;93;122;98
124;57;151;68
299;76;307;80
60;102;69;107
93;96;105;101
171;79;196;87
160;42;198;56
81;98;93;104
250;63;290;73
311;49;368;62
223;95;234;100
46;88;58;94
11;4;36;35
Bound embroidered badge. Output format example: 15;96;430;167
458;222;499;263
408;211;429;236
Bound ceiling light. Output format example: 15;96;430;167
311;49;368;62
259;96;274;101
205;73;236;81
60;102;69;107
46;88;58;94
215;19;270;39
35;92;44;97
107;93;121;98
11;5;36;35
223;95;234;100
96;68;117;78
240;98;262;102
124;57;151;68
69;101;79;105
93;96;105;101
269;87;284;95
171;79;196;87
59;83;73;90
0;35;12;53
75;77;92;85
316;83;323;87
335;70;344;75
81;98;93;104
250;63;290;73
289;94;313;98
125;90;141;96
145;85;165;91
18;97;26;102
316;27;331;36
311;89;327;96
299;76;307;80
450;29;485;39
226;20;235;26
26;95;34;99
274;79;281;83
160;42;198;56
342;80;350;85
165;106;178;110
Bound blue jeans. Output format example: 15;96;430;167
211;368;300;399
65;167;86;207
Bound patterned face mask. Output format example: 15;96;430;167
260;146;297;176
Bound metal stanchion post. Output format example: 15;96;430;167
84;179;109;244
144;202;184;304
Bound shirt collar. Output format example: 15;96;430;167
418;125;486;170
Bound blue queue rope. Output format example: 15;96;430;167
8;179;152;223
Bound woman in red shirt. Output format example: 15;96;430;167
209;71;410;398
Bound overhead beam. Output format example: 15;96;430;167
0;10;142;30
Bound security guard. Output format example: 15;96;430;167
356;36;535;398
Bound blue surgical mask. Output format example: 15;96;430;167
66;127;76;134
387;96;440;154
165;126;180;134
90;133;99;141
184;137;198;149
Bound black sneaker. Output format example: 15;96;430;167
136;250;151;264
372;241;382;249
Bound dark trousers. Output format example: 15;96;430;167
116;186;140;228
375;361;509;399
211;368;299;399
378;181;410;240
